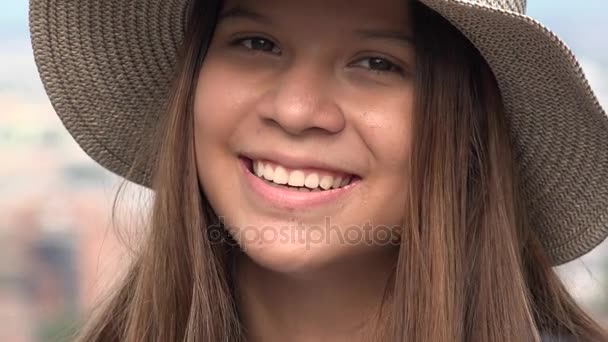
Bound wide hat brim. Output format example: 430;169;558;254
29;0;608;266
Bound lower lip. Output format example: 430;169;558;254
239;157;360;210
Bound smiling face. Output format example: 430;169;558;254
194;0;415;273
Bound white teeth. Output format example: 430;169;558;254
273;166;289;185
287;170;305;187
254;160;265;177
251;159;354;190
319;175;334;190
340;177;351;187
331;176;343;189
263;164;274;181
304;173;320;189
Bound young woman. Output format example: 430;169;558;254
29;0;608;341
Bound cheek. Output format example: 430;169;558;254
193;63;244;144
359;92;415;170
192;60;251;203
340;90;415;231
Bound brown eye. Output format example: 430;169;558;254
352;57;404;75
232;36;281;55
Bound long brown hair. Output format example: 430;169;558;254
75;1;608;341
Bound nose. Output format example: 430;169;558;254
258;61;346;136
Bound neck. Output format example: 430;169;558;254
234;247;398;342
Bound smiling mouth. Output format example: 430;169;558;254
239;155;361;209
240;157;360;192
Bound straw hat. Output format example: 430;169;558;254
29;0;608;266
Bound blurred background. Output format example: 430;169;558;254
1;1;608;341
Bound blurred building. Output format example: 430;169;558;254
0;92;142;341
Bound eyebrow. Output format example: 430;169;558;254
218;6;275;25
354;29;414;47
218;5;414;47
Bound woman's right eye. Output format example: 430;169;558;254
230;36;282;55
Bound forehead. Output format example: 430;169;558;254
220;0;412;31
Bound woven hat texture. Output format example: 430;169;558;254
29;0;608;265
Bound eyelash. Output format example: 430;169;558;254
229;36;405;76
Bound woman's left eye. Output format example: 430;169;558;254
230;36;282;55
351;57;404;75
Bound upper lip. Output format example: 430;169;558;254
240;151;360;178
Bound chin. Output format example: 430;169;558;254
237;237;343;275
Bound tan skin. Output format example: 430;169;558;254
194;0;415;340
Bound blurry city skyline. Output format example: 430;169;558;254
1;1;608;341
